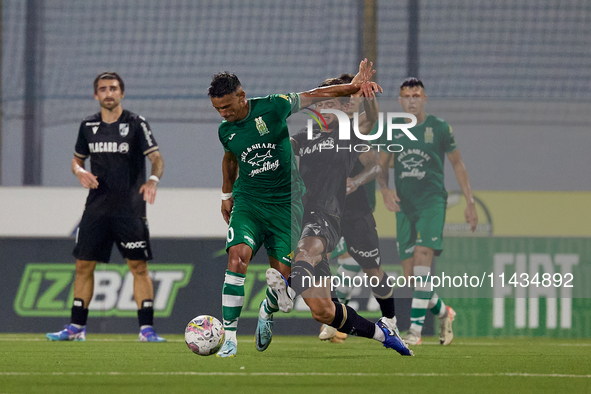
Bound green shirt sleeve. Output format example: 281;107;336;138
442;122;458;153
269;93;300;118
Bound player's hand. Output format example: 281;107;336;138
381;188;400;212
360;81;382;98
139;179;158;204
346;177;359;195
221;199;234;224
351;58;376;85
76;169;99;189
465;203;478;232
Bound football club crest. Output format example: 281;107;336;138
119;123;129;137
424;127;434;143
255;116;269;136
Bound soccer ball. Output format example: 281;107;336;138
185;315;225;356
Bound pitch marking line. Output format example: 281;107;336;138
1;372;590;378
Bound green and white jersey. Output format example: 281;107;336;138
219;93;305;204
382;114;457;212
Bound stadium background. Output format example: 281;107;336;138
0;0;590;337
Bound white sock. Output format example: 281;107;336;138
373;325;386;342
140;325;152;331
225;330;237;343
259;300;271;320
71;324;84;329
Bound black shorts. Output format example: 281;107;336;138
73;213;153;263
300;210;341;255
341;212;381;270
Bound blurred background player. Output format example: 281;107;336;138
318;76;397;344
46;72;166;342
208;60;380;357
378;77;478;345
284;73;412;356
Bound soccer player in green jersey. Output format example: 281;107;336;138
208;60;380;357
378;78;478;346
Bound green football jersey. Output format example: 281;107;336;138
381;114;457;212
218;93;305;204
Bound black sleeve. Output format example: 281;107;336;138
74;123;89;159
137;118;159;155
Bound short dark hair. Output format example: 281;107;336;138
318;78;349;102
338;73;355;84
318;77;346;88
208;72;242;98
400;77;424;90
94;72;124;94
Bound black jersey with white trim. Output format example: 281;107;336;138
74;110;159;217
292;129;361;219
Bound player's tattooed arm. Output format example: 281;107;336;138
140;150;164;204
447;148;478;231
377;151;400;212
346;150;380;195
221;151;238;224
72;156;98;189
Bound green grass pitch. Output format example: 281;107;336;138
1;334;590;394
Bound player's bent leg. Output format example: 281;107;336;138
265;268;295;313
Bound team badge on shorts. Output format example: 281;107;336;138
119;123;129;137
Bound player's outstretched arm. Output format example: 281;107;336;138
221;151;238;224
346;150;380;195
447;148;478;231
298;59;382;109
140;150;164;204
72;156;98;189
377;151;400;212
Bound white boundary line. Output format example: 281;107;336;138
0;372;590;378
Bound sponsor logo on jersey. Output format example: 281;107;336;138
92;126;99;134
255;116;269;136
119;123;129;137
118;142;129;154
248;160;280;177
401;157;424;169
240;142;276;162
88;142;125;153
247;150;272;166
398;149;430;180
425;127;434;143
299;137;335;156
141;122;154;146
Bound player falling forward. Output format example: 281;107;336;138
208;60;380;357
46;72;166;342
378;78;478;345
269;72;412;356
316;79;398;344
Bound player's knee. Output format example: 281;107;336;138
75;260;95;278
227;246;251;274
128;260;149;277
